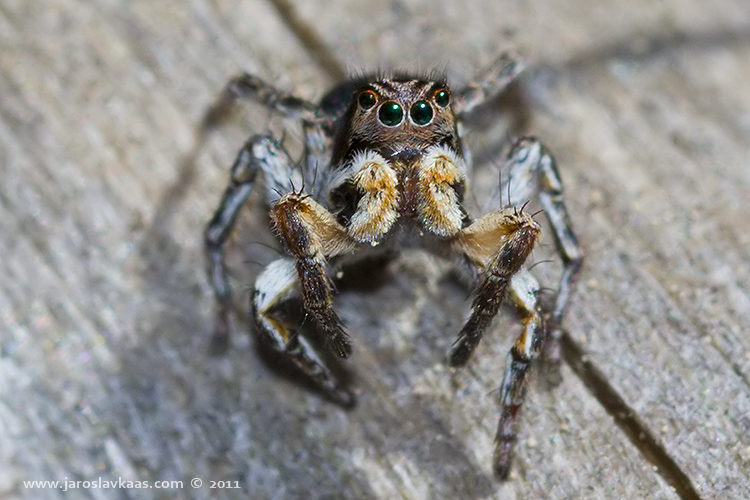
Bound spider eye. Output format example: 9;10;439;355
358;90;377;109
378;101;404;126
410;101;433;125
434;88;450;108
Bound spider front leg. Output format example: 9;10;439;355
448;209;541;366
502;137;584;383
448;205;543;480
270;192;357;358
204;135;302;349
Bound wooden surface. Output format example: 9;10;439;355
1;1;749;499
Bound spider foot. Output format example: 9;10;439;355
324;323;353;358
493;431;517;480
284;335;356;408
447;322;485;367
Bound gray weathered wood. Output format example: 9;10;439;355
1;0;749;499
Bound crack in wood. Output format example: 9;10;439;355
562;332;704;500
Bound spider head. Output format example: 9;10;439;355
332;77;461;165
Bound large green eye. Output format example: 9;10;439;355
358;90;377;109
434;88;450;107
410;101;433;125
378;101;404;126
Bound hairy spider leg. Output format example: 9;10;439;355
453;54;525;116
205;133;356;402
270;192;356;358
446;133;580;479
447;209;542;479
448;209;541;366
494;268;544;479
253;258;355;408
501;137;583;384
204;135;303;348
204;73;322;129
205;72;338;203
300;120;334;201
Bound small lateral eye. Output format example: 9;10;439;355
410;101;433;125
434;88;450;108
358;90;377;109
378;101;404;126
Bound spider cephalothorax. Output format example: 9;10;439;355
327;78;469;243
334;79;460;159
204;56;582;479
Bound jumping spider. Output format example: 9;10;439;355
204;55;582;479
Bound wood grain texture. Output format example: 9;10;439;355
1;0;749;499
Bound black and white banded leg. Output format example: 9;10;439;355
493;268;544;479
253;258;355;407
204;135;302;348
501;137;583;383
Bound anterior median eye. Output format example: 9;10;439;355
358;90;377;109
410;101;433;125
434;88;450;108
378;101;404;126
